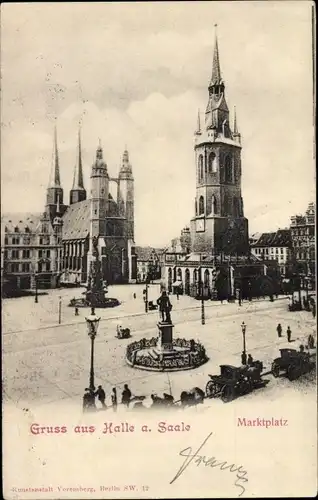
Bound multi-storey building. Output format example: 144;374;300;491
1;127;136;291
290;202;315;284
135;247;165;283
250;230;293;276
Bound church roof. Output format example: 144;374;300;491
62;199;90;240
2;213;42;233
252;229;292;248
135;246;165;261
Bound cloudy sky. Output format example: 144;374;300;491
1;2;314;246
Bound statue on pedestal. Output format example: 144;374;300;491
157;291;172;323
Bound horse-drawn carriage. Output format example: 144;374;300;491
206;362;268;403
116;324;131;339
271;348;315;381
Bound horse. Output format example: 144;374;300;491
180;387;205;407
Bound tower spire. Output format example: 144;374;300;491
53;125;60;186
69;124;87;205
72;126;84;189
209;24;222;87
233;106;238;135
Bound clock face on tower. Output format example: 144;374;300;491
196;218;205;232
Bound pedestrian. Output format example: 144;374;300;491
95;385;106;408
287;326;292;343
121;384;132;407
247;354;254;366
308;334;315;349
238;296;242;306
276;323;282;338
241;351;247;365
176;291;179;300
111;387;117;412
75;307;79;316
312;304;316;318
133;293;136;299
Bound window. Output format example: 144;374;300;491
12;250;19;259
12;263;19;272
12;237;20;244
45;262;50;272
233;197;240;217
5;226;8;232
4;250;8;259
25;227;30;233
280;248;284;254
39;250;43;258
14;227;19;233
276;248;279;254
46;250;50;258
225;156;233;183
208;152;216;173
22;263;30;272
5;237;8;245
199;195;204;215
22;249;31;259
198;155;204;180
211;195;217;215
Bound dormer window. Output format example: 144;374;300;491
14;227;19;233
25;227;30;233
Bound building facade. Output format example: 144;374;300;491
250;229;293;276
135;246;164;283
290;202;315;282
1;127;136;291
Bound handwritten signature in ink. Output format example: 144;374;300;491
170;432;248;497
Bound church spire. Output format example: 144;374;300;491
209;25;223;88
69;125;87;205
72;126;84;189
233;106;238;134
196;109;201;134
49;125;61;187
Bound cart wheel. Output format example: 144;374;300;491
206;380;218;398
287;365;300;381
271;362;280;378
221;384;235;403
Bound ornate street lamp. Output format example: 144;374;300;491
200;280;205;325
241;321;247;365
85;307;101;392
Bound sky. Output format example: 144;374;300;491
1;2;315;246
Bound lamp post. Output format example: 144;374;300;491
241;321;247;365
85;307;101;392
34;272;38;303
58;296;62;324
200;281;205;325
144;283;149;313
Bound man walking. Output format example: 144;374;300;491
276;323;282;338
121;384;132;408
111;388;117;412
287;326;292;343
95;385;106;408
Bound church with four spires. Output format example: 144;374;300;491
45;127;137;286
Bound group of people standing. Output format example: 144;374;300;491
276;323;293;342
83;384;132;412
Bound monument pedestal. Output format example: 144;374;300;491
154;321;175;357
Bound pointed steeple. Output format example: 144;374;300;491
196;109;201;134
233;106;238;134
70;126;87;205
53;125;60;186
209;25;223;88
46;124;64;211
72;126;84;189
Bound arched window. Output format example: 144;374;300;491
208;152;216;173
195;199;198;216
225;155;233;183
198;155;204;181
233;198;240;217
199;195;204;215
211;195;217;215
